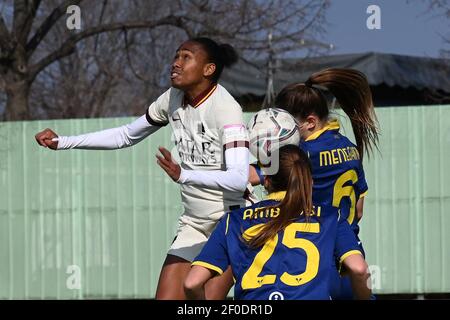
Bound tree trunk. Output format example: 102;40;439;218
5;76;30;121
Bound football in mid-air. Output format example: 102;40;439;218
247;108;300;165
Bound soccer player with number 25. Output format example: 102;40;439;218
185;145;371;300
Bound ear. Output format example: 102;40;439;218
203;63;216;77
304;115;319;131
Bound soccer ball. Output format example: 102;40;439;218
247;108;300;164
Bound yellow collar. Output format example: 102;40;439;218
266;191;286;201
305;119;340;141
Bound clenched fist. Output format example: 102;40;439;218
35;128;59;150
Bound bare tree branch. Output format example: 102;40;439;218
2;0;332;119
0;15;13;52
29;15;184;82
123;28;151;82
26;0;83;57
13;0;28;39
14;0;41;45
94;0;108;52
236;1;327;45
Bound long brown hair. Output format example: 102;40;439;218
275;68;379;159
247;145;313;249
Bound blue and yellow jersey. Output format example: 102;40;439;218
192;192;362;300
300;120;368;234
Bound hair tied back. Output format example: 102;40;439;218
304;79;313;88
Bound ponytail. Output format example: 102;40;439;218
218;43;239;67
247;145;313;249
307;68;379;158
275;68;379;159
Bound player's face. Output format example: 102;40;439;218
170;41;211;91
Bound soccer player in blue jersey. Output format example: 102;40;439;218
184;145;371;300
250;68;379;299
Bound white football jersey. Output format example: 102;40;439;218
147;84;253;228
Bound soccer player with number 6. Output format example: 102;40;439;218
253;68;379;299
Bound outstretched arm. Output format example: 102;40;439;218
35;115;161;150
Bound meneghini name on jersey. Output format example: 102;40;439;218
319;146;360;167
242;206;322;220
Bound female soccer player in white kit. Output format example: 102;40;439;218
35;38;251;299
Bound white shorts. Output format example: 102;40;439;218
168;217;220;262
167;188;260;262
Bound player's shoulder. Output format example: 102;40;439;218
319;130;354;147
212;84;242;110
334;132;357;148
302;131;358;160
153;87;183;106
215;83;236;100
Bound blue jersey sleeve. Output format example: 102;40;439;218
355;162;368;198
192;214;230;275
251;162;265;185
334;216;362;265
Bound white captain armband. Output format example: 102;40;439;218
222;124;249;150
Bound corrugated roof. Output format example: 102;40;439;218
220;52;450;96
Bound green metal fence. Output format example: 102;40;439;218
1;105;450;299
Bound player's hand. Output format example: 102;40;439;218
156;146;181;182
35;128;59;150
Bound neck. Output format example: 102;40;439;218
302;119;327;139
185;81;214;101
